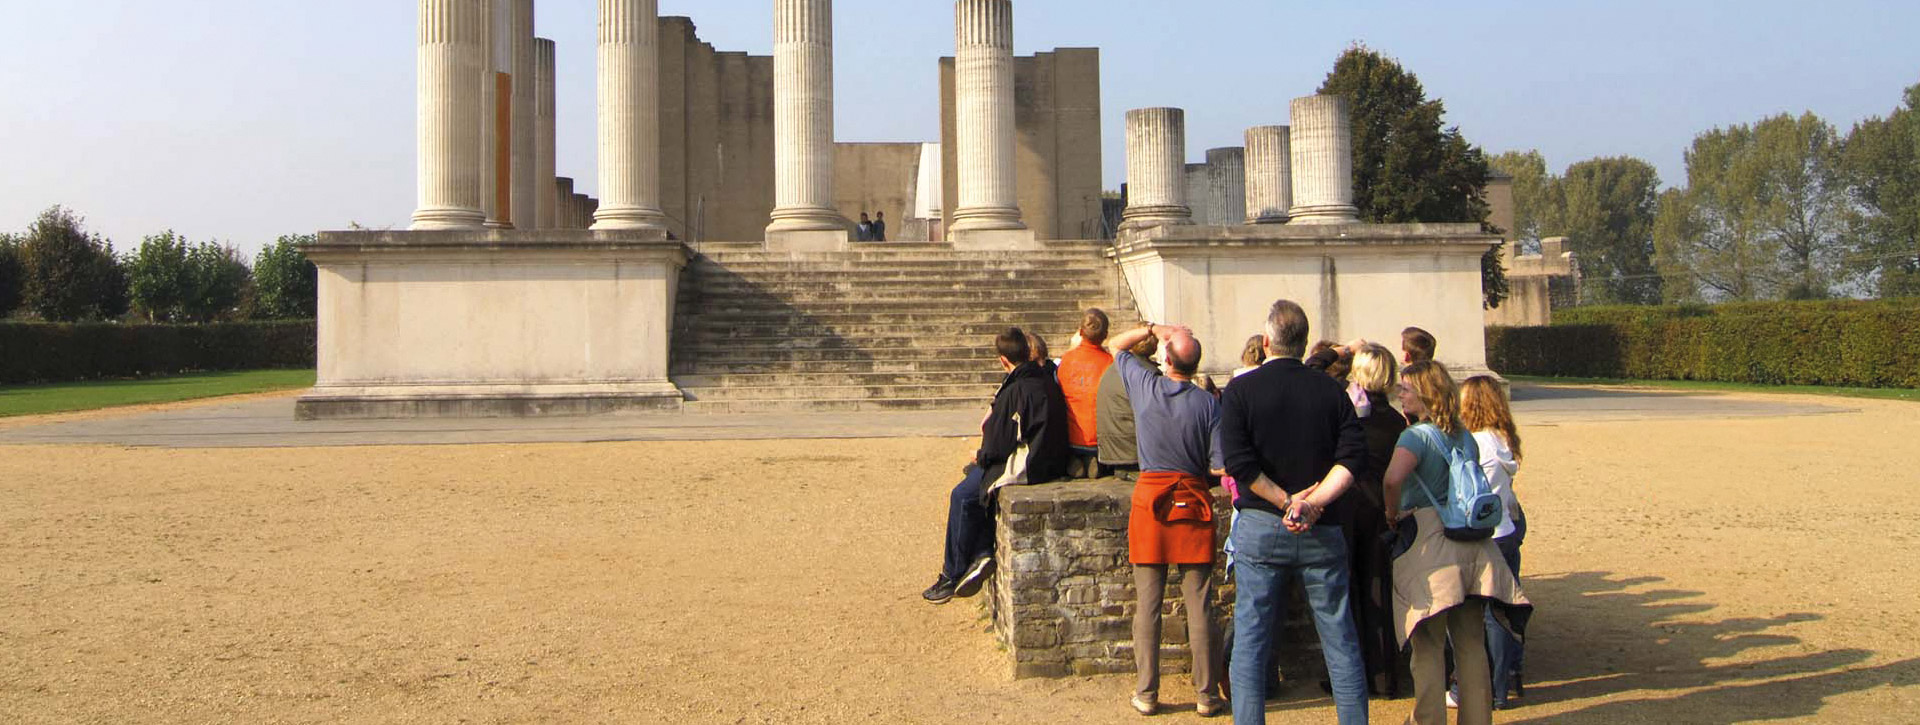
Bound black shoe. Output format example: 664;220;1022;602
922;575;957;604
954;555;995;598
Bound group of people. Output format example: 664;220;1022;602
922;302;1532;724
855;211;888;242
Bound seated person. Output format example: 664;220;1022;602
922;328;1069;604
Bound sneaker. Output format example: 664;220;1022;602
1196;693;1227;717
1445;689;1459;709
953;555;995;598
1130;693;1157;716
921;575;957;604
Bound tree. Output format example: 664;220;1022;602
1839;83;1920;297
185;243;250;322
1317;45;1505;308
1655;113;1847;302
251;235;318;320
1558;157;1664;305
1488;150;1560;252
0;233;23;317
129;231;193;322
18;206;126;322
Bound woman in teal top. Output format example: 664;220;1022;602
1381;361;1527;725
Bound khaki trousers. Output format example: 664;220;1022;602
1132;563;1220;701
1408;599;1491;725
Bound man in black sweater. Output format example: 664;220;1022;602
923;328;1069;604
1218;300;1371;724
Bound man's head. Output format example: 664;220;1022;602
1164;331;1202;379
996;327;1030;370
1263;299;1310;359
1401;326;1436;364
1079;308;1111;346
1129;327;1160;360
875;211;884;220
860;212;871;222
1025;331;1050;362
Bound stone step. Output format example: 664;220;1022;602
675;300;1115;316
680;396;982;414
673;333;1088;351
671;345;1002;364
678;382;999;402
673;370;1004;388
681;268;1118;284
670;358;1000;376
678;290;1111;306
675;319;1137;340
689;254;1113;267
675;309;1129;326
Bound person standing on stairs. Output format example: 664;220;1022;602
872;211;888;242
922;328;1070;605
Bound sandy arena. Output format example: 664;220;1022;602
3;390;1919;723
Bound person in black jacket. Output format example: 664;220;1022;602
1219;299;1371;725
923;327;1070;605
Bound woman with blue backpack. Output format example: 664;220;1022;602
1382;361;1530;725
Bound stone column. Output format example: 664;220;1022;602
413;0;487;230
507;0;536;228
573;193;592;227
1288;95;1359;224
1206;147;1247;225
554;177;575;228
593;0;668;231
1120;107;1190;230
1245;125;1292;224
950;0;1028;241
765;0;846;248
534;38;557;229
1184;163;1212;225
479;0;505;228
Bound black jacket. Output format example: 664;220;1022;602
1353;390;1408;515
1219;358;1369;521
975;361;1070;484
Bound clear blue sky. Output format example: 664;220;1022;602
2;0;1916;251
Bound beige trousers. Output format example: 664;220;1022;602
1408;599;1491;725
1132;563;1221;701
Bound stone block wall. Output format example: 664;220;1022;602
989;479;1320;680
940;48;1104;241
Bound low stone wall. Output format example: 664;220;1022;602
988;479;1318;680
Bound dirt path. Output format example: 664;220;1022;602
2;397;1917;723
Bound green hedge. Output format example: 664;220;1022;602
0;321;315;385
1489;299;1920;388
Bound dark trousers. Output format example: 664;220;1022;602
1486;506;1527;705
942;465;995;581
1347;508;1398;694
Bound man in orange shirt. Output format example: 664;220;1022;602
1057;308;1114;479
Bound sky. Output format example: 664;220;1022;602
1;0;1916;252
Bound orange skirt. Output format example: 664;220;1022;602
1128;471;1216;565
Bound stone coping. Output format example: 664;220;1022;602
1110;222;1499;258
305;229;685;263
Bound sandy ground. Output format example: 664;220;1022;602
3;394;1919;723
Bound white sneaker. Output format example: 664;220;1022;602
1445;690;1459;709
1130;694;1157;716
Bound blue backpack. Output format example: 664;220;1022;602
1410;425;1504;542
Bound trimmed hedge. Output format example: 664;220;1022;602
1489;299;1920;388
0;321;315;385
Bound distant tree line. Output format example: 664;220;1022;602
1493;82;1920;305
0;207;317;323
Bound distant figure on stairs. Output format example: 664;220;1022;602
856;212;874;242
872;211;888;242
922;328;1070;605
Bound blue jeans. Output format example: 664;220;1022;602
941;465;994;581
1229;509;1369;725
1486;505;1527;705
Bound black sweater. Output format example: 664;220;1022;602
975;361;1070;483
1219;359;1369;520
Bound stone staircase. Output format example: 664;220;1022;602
671;241;1141;413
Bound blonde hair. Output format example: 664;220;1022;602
1349;343;1398;394
1401;360;1463;437
1460;375;1522;461
1240;335;1267;367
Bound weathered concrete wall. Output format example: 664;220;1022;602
941;48;1103;241
1488;237;1576;327
657;18;776;243
832;143;922;234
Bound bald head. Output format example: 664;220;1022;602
1164;331;1202;378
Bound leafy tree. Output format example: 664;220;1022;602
1317;45;1504;308
129;231;193;322
251;235;318;320
0;233;23;317
185;243;251;322
1558;157;1664;305
1839;83;1920;297
1488;150;1560;252
1655;113;1846;302
18;206;126;322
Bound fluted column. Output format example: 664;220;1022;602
1206;147;1247;225
766;0;845;237
554;177;575;228
507;0;536;228
950;0;1025;234
1120;107;1191;230
413;0;487;230
1288;95;1359;224
534;38;557;229
1245;125;1292;224
593;0;667;230
478;0;504;228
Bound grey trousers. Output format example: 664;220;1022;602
1132;563;1222;701
1409;599;1491;725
